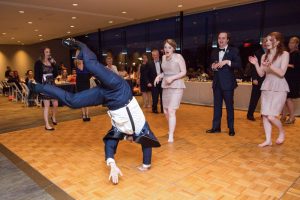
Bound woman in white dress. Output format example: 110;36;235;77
154;39;186;142
249;32;289;147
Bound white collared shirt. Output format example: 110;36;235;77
107;97;145;135
218;45;228;62
154;60;161;75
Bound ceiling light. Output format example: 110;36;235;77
40;38;43;41
155;19;159;21
72;16;77;19
17;41;21;43
18;11;24;14
108;20;113;24
38;34;43;37
177;4;183;8
72;3;78;6
21;43;25;45
28;21;33;24
2;33;6;35
67;31;71;34
34;29;39;32
121;11;127;14
70;25;75;28
11;37;15;39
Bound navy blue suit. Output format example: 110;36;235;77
210;46;241;131
33;42;153;165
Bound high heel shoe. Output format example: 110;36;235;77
45;127;55;131
51;117;58;125
280;116;287;123
285;118;295;124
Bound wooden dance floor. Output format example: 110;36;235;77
1;101;300;199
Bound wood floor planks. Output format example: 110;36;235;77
1;99;300;199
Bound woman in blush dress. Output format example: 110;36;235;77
138;53;152;108
154;39;186;143
249;32;289;147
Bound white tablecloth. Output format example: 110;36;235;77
182;81;300;115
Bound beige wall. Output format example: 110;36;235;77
0;39;70;79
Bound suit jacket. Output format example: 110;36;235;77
210;46;241;90
251;48;265;84
147;60;162;86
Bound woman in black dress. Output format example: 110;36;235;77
34;47;58;130
282;36;300;124
138;53;152;108
75;50;91;121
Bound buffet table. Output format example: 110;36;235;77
182;81;300;115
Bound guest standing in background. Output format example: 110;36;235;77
206;32;242;136
247;37;267;121
281;36;300;124
75;49;91;122
34;47;58;131
138;53;152;108
154;39;186;143
148;49;163;113
105;56;119;75
249;32;289;147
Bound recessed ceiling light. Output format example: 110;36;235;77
17;41;21;43
121;11;127;14
28;21;33;24
177;4;183;8
2;32;6;35
72;3;78;6
38;34;43;37
39;38;43;41
72;16;77;19
70;25;75;28
155;19;159;21
21;43;25;45
67;31;71;34
108;20;113;24
18;10;24;14
11;37;15;39
34;29;39;32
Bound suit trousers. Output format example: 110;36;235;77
247;84;262;117
105;139;152;165
151;83;163;112
212;85;234;131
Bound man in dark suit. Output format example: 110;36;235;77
147;49;163;113
206;32;242;136
247;38;267;121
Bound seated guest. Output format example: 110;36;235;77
118;65;129;79
25;70;35;85
68;69;77;83
56;69;69;83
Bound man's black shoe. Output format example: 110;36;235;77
229;130;235;136
62;38;80;49
152;110;158;114
247;115;255;121
206;128;221;133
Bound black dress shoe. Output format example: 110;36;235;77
229;130;235;136
247;115;255;121
62;38;80;49
45;127;55;131
152;110;158;114
206;128;221;133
